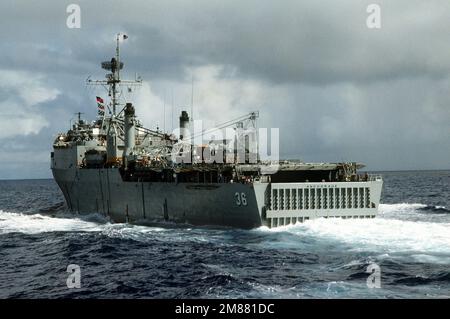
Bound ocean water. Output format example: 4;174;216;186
0;171;449;299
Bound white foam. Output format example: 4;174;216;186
100;223;170;242
0;210;103;234
378;203;427;215
266;217;450;257
2;204;450;262
0;210;219;247
379;203;450;224
0;210;178;240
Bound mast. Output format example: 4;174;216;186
113;33;121;115
85;33;141;166
191;74;194;123
86;33;140;117
75;112;83;124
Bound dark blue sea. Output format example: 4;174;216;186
0;170;449;298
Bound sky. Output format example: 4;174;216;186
0;0;449;179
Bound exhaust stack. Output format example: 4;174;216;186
179;111;190;140
123;103;135;168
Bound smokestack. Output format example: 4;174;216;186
124;103;135;160
179;111;189;140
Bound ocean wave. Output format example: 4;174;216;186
379;203;449;215
0;210;104;234
0;210;215;245
37;201;66;214
394;271;450;286
378;203;428;215
259;217;450;257
99;223;172;243
2;204;450;261
377;203;450;225
417;205;450;214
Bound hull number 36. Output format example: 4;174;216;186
235;192;247;206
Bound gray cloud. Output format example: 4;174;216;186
0;0;449;178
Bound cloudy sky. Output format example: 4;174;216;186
0;0;449;179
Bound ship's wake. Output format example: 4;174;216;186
260;215;450;258
1;203;450;299
0;210;105;234
1;204;450;264
379;203;450;218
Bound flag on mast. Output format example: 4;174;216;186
96;96;105;116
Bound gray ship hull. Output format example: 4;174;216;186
53;167;383;229
52;168;267;229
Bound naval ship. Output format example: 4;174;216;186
51;34;383;229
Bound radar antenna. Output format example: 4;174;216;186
86;33;142;116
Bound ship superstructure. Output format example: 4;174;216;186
51;34;383;229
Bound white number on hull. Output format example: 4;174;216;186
235;192;247;206
241;193;247;206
